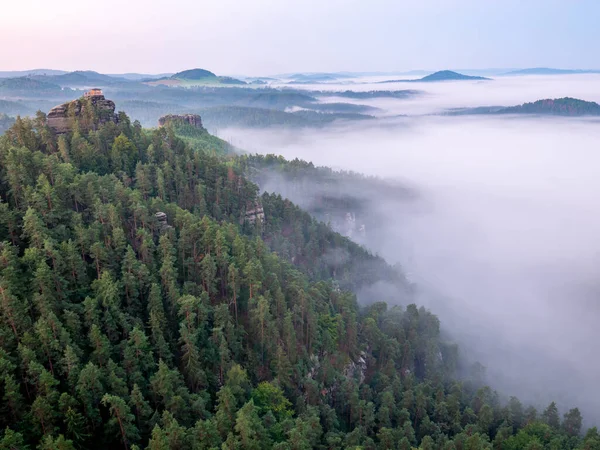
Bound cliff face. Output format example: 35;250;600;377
158;114;203;129
47;94;118;134
242;200;265;225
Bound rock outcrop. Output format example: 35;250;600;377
47;93;118;134
154;211;172;233
158;114;203;129
343;351;367;384
242;200;265;225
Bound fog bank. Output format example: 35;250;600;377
220;114;600;423
278;73;600;116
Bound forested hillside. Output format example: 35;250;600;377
0;114;15;135
498;97;600;116
0;102;595;449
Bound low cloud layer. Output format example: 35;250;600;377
218;78;600;422
281;73;600;116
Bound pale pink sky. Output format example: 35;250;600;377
1;0;598;75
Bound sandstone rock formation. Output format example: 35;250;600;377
242;200;265;225
154;211;172;233
47;92;118;134
158;114;203;129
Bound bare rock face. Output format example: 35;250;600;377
344;351;367;384
158;114;203;129
243;200;265;225
47;93;118;134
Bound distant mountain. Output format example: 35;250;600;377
418;70;490;81
0;69;68;78
504;68;600;76
379;70;490;83
445;97;600;117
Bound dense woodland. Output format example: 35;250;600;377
0;102;597;450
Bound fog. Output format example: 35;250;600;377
281;73;600;116
217;76;600;423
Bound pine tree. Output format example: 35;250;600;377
542;402;560;430
102;394;140;449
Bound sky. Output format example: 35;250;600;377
1;0;599;75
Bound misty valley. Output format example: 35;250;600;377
0;66;600;450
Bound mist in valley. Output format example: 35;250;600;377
218;76;600;423
280;73;600;116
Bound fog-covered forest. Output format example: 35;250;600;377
2;2;600;447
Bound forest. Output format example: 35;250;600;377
0;100;597;450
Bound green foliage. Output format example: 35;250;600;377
165;121;232;155
0;109;586;450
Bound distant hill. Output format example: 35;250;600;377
379;70;490;83
172;68;217;79
218;76;246;85
3;69;172;85
0;69;67;78
418;70;490;82
38;70;127;86
445;97;600;117
504;68;600;76
0;77;64;94
499;97;600;116
147;68;246;86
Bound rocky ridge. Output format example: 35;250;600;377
47;92;118;134
158;114;203;129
